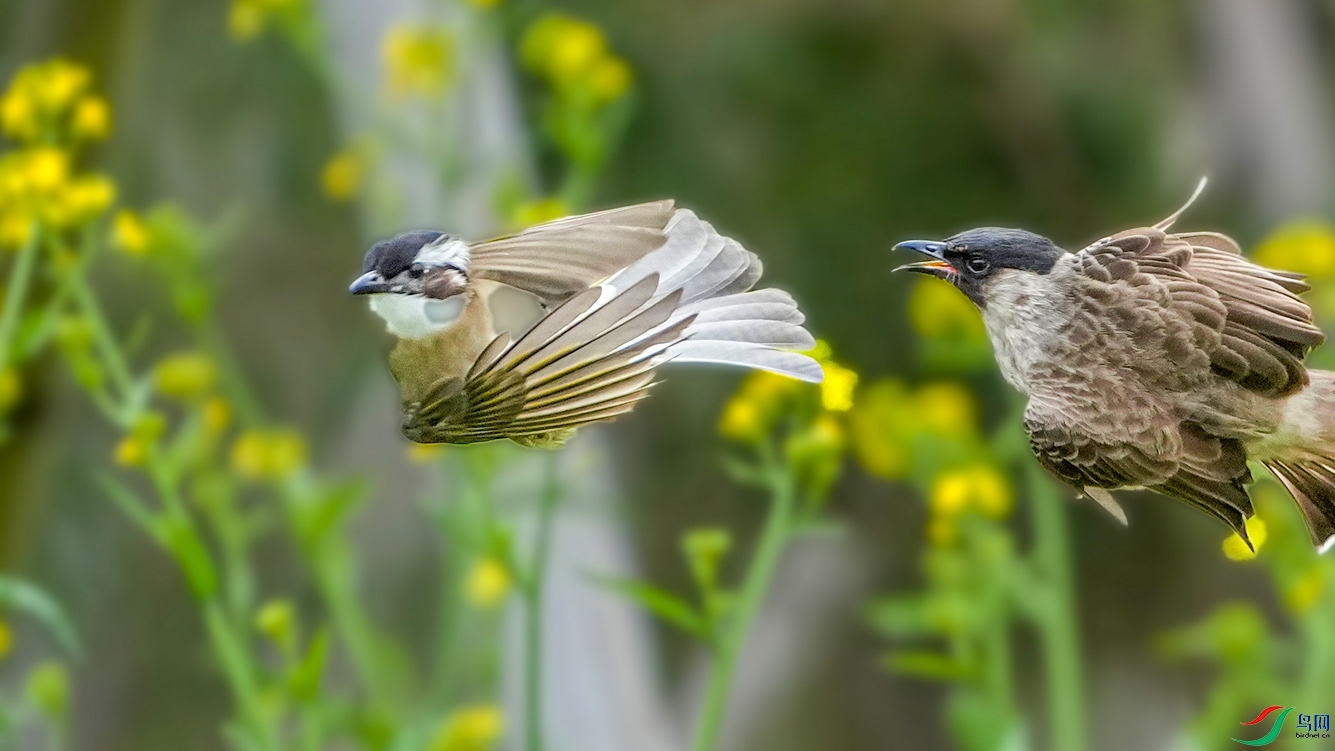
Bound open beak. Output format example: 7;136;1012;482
892;240;954;277
349;271;390;295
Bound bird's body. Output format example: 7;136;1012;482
352;202;821;448
896;183;1335;552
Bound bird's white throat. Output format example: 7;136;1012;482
369;294;465;340
979;267;1072;394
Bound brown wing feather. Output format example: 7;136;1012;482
1088;229;1323;396
470;201;675;305
403;274;692;445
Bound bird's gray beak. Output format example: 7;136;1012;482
349;271;389;295
892;240;954;277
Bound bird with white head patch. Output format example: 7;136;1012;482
353;201;823;448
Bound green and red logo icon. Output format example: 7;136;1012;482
1233;706;1331;745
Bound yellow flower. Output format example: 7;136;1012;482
463;0;502;9
0;619;11;661
819;360;857;412
908;277;987;342
153;352;218;401
465;558;512;609
546;19;606;84
203;398;232;436
70;96;110;141
848;379;912;480
255;599;297;646
37;62;88;113
429;705;505;751
382;24;456;101
111;210;151;255
717;371;801;443
25;147;69;193
588;56;632;102
913;382;977;437
511;197;568;228
1284;565;1325;614
0;369;22;414
1222;516;1268;561
1;60;93;143
0;211;33;249
929;466;1012;519
927;516;956;546
228;0;266;41
50;174;115;227
231;428;308;480
321;148;364;202
1253;221;1335;278
1;88;36;141
114;436;148;467
408;442;446;463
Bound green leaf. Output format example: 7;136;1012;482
0;576;81;658
294;478;368;551
881;650;975;682
590;575;710;641
290;628;331;703
865;595;935;638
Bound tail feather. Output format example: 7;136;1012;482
1261;459;1335;552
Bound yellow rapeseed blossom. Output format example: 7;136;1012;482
203;398;232;436
717;371;801;443
913;382;977;436
511;197;568;228
111;210;151;256
908;277;987;342
321;148;365;202
25;147;69;193
1253;221;1335;279
70;96;110;141
429;705;505;751
0;619;12;661
930;467;1012;522
1;60;91;143
465;558;512;609
1222;516;1268;561
588;56;632;102
0;369;22;414
1284;565;1325;614
153;352;217;401
231;428;308;480
848;379;913;480
383;24;456;101
255;599;297;646
48;174;116;228
114;436;148;467
819;360;857;412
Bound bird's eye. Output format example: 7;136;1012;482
966;256;990;274
407;264;426;279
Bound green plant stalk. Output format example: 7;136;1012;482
692;454;796;751
0;226;41;371
68;269;278;750
524;453;561;751
1024;461;1086;751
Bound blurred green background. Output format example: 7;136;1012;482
3;0;1335;749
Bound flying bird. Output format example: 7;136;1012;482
895;180;1335;553
352;201;822;448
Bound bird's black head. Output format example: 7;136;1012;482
350;231;469;299
893;228;1063;307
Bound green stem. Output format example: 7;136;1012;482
525;453;561;751
692;452;796;751
203;598;278;751
0;225;41;371
1024;461;1086;751
68;275;135;400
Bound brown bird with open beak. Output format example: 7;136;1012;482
895;181;1335;553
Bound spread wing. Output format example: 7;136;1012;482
469;201;676;306
402;275;692;445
